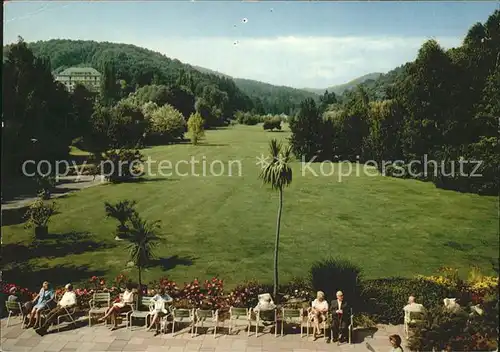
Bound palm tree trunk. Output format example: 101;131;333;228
138;266;142;294
273;186;283;300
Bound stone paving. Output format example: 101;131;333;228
1;316;407;352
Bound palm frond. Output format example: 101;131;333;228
126;216;160;268
259;138;293;190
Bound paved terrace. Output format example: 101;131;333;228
1;317;407;352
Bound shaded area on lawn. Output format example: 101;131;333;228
149;255;196;271
2;264;107;291
3;231;112;265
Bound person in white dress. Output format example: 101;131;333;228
98;283;137;329
147;288;172;335
308;291;329;338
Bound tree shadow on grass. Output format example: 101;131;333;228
1;206;29;226
149;255;196;271
3;231;113;266
2;264;107;291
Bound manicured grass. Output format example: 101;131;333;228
3;124;498;290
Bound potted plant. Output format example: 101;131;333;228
24;199;57;239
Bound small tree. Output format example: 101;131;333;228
259;138;293;299
187;112;205;145
104;200;138;240
24;199;57;239
126;215;160;292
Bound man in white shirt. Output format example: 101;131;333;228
35;284;77;336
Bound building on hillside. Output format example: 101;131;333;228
54;67;101;92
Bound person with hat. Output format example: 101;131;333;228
35;284;77;336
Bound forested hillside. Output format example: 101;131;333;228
6;39;315;116
191;65;319;114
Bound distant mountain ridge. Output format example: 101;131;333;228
303;72;384;95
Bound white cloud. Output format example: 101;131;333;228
4;29;462;88
138;35;462;88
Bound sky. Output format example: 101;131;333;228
3;1;499;89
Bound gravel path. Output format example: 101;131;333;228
1;175;106;210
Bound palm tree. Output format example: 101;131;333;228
259;138;293;299
126;215;160;292
104;200;137;240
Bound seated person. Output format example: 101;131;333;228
308;291;329;339
25;281;55;328
253;293;276;313
443;298;461;313
8;287;19;302
147;288;172;335
35;283;77;336
98;283;137;330
403;295;424;313
330;290;349;343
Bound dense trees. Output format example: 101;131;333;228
291;10;499;195
21;39;314;119
2;38;75;179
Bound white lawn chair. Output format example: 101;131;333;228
404;307;425;339
171;308;195;337
253;308;277;337
88;292;111;327
280;307;305;337
4;301;26;328
306;302;329;338
228;307;251;336
57;305;78;332
194;309;219;337
129;296;153;331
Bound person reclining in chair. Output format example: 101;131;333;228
253;293;276;325
35;284;77;336
330;290;349;343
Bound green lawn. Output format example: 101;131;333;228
3;124;498;290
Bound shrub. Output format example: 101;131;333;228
359;277;454;324
100;149;145;183
104;200;138;239
280;277;313;303
23;199;57;229
309;257;362;306
228;280;272;308
263;117;282;131
235;111;261;125
408;301;498;352
148;104;186;143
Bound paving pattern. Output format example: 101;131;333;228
1;316;407;352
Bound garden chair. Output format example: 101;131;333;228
129;296;153;331
228;307;252;336
88;292;111;327
330;308;354;344
194;308;219;337
36;294;58;329
116;293;138;328
279;307;305;337
306;311;330;339
253;308;277;337
171;308;195;337
57;305;78;332
5;301;26;328
404;310;425;339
